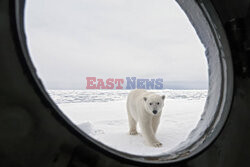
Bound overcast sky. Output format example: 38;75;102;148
24;0;208;89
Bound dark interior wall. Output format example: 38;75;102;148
211;0;250;23
0;0;250;167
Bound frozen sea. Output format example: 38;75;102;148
48;89;207;156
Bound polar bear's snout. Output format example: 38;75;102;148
153;110;158;114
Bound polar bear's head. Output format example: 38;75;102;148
143;94;165;115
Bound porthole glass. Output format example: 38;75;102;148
22;0;233;163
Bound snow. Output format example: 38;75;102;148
49;90;207;156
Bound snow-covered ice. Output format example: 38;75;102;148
48;89;207;156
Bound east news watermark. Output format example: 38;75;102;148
86;77;163;89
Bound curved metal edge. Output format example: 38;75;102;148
161;0;234;163
186;0;234;159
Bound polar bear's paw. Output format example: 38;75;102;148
152;142;162;147
129;130;138;135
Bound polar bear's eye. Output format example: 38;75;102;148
157;102;160;105
149;103;152;105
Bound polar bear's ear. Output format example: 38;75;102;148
162;95;165;100
143;97;147;101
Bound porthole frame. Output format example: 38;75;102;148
12;0;233;165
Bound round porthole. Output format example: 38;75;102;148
15;0;233;164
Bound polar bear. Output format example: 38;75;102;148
126;89;165;147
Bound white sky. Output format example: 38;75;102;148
24;0;208;89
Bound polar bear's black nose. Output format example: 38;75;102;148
153;110;157;114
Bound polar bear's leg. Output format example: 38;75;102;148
127;109;138;135
152;115;160;134
139;118;162;147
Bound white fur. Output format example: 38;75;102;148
126;89;165;147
